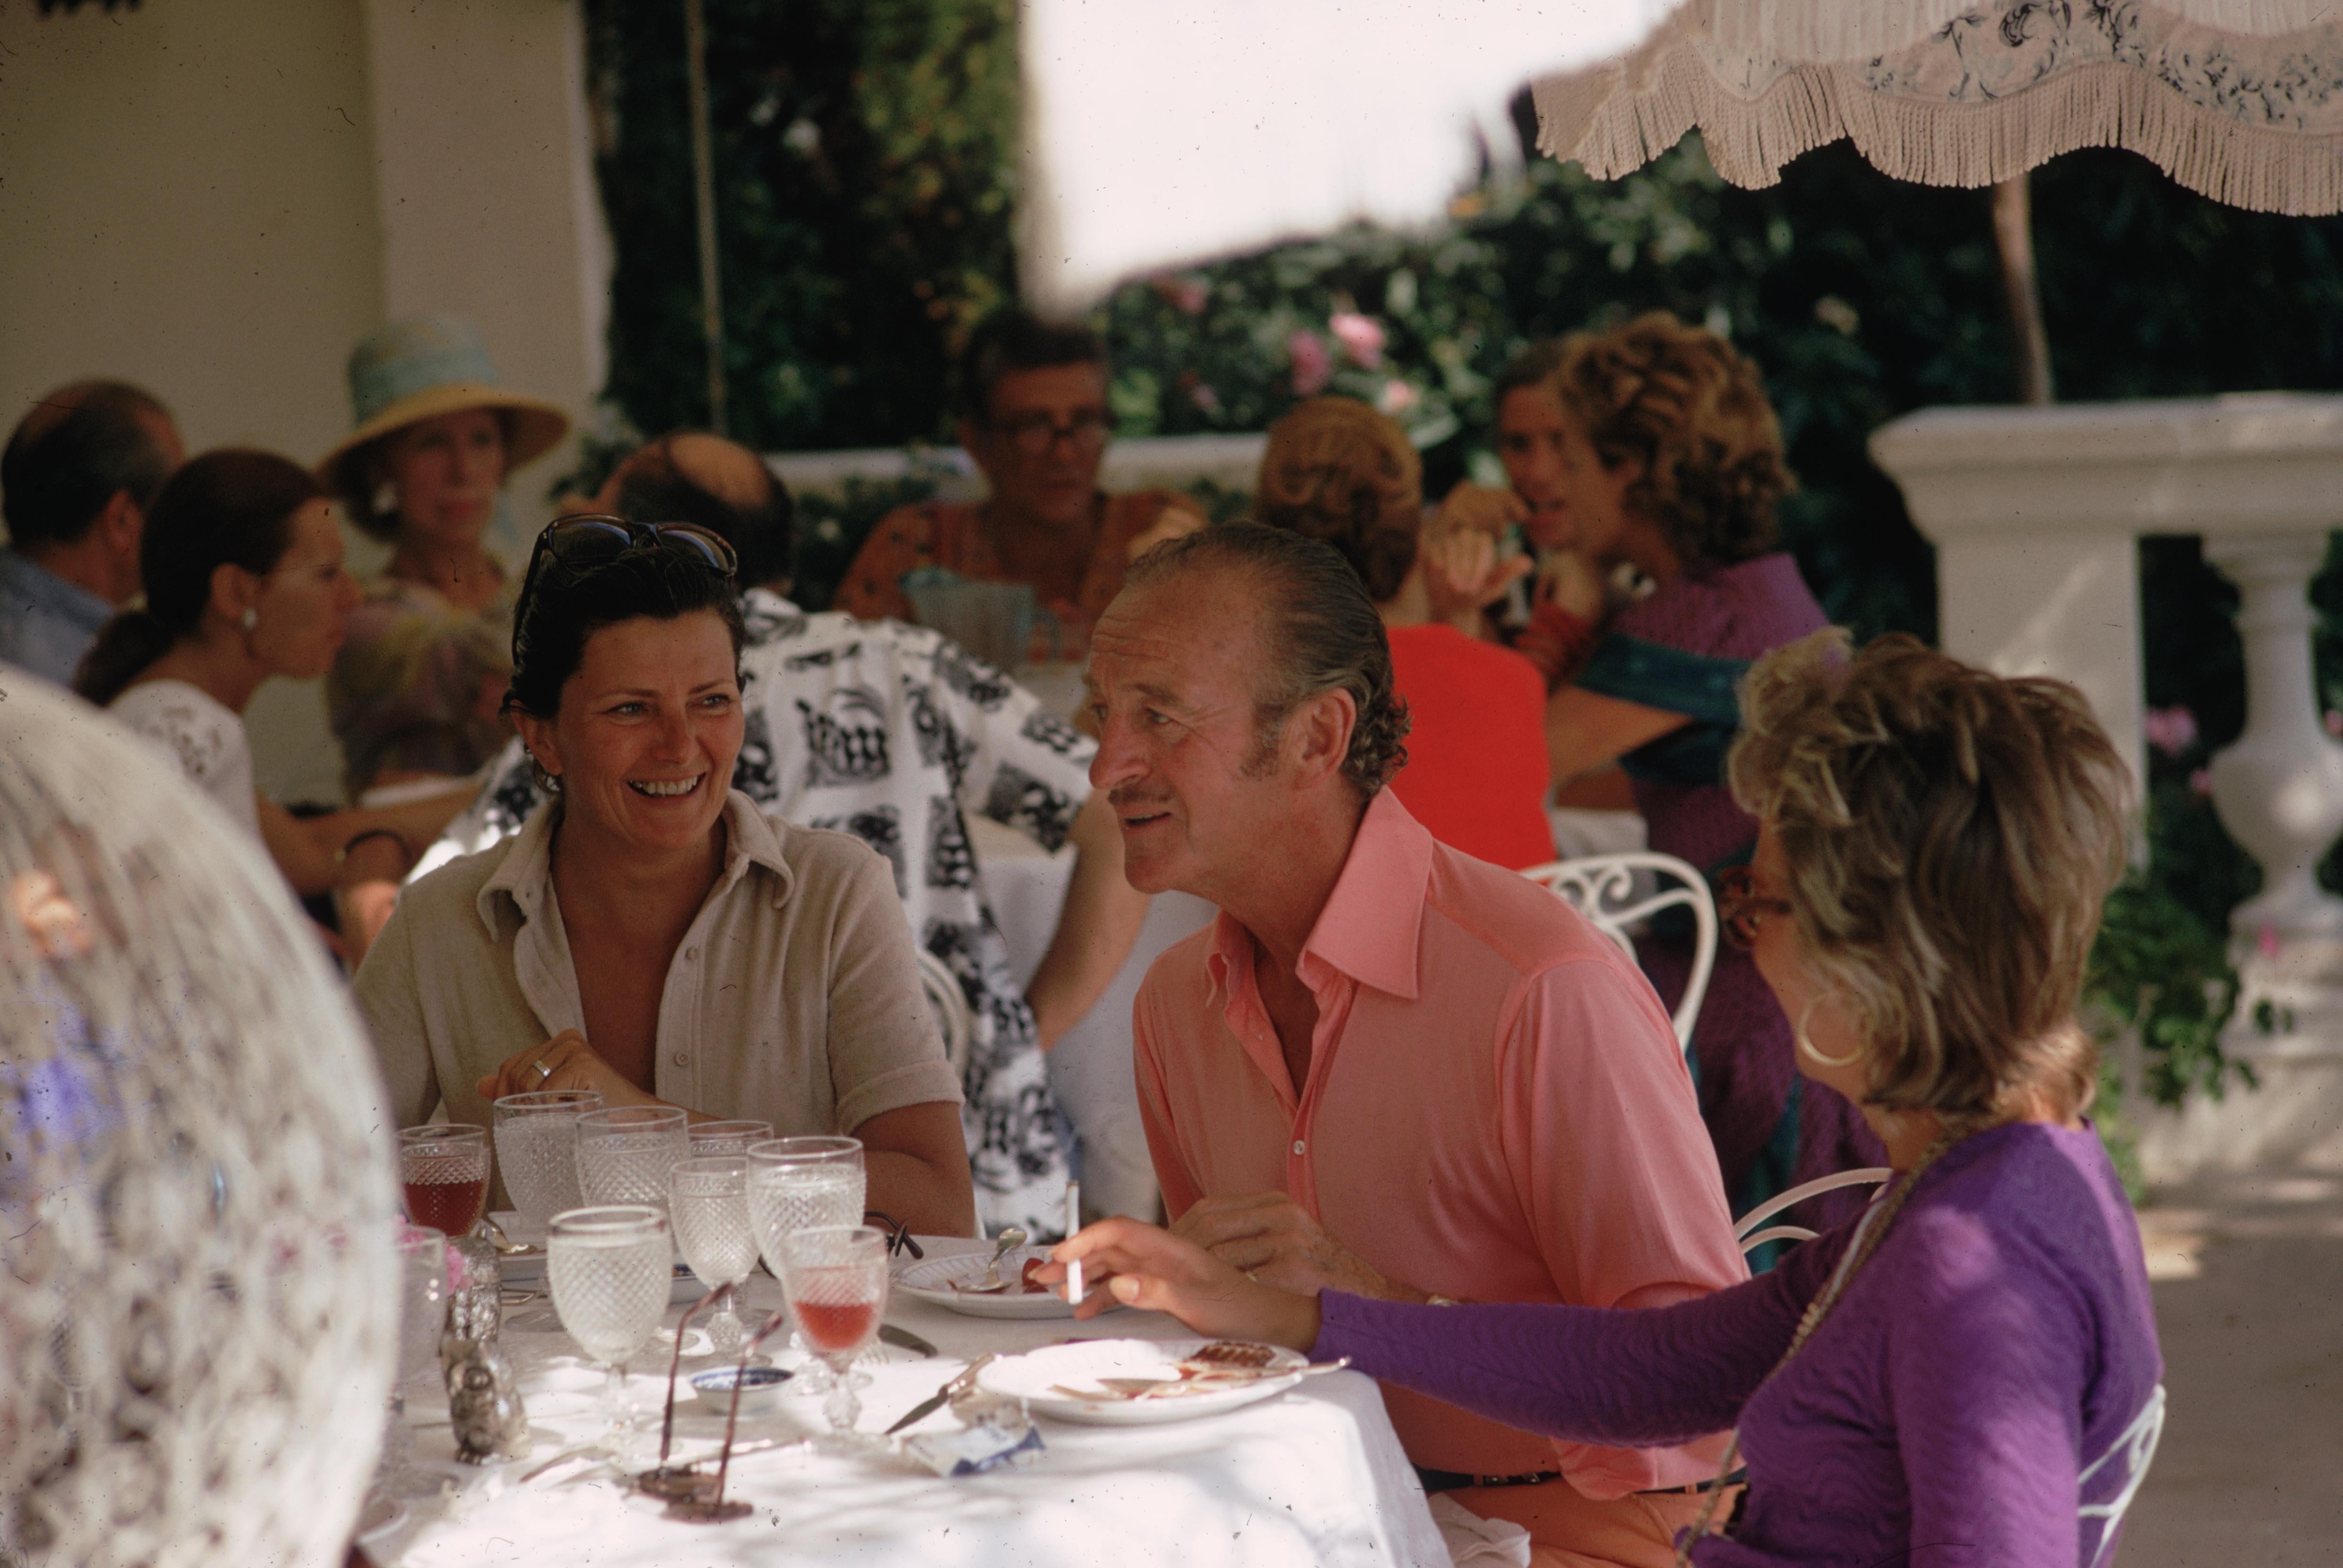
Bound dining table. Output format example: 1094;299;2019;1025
363;1237;1452;1568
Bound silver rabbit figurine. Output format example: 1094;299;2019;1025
444;1335;532;1464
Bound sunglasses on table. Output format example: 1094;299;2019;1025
1713;866;1794;950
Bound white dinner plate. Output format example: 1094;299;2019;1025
977;1338;1307;1425
894;1245;1113;1319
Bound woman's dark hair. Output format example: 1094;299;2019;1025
1124;524;1410;800
503;542;746;721
1254;397;1423;603
74;449;322;706
337;407;517;542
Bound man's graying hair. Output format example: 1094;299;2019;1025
1125;524;1410;798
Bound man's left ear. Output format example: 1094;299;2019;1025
1293;689;1358;786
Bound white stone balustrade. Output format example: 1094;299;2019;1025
1873;394;2343;1179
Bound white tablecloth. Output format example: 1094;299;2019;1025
372;1245;1446;1568
972;815;1215;1225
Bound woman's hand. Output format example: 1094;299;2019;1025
1039;1217;1324;1351
1418;528;1532;633
1535;548;1609;623
1433;480;1524;539
477;1029;660;1108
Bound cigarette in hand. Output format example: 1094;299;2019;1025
1064;1182;1083;1305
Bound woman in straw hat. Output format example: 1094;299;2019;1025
317;317;569;798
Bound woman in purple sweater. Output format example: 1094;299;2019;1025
1055;632;2165;1568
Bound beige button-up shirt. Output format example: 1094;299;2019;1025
356;791;962;1154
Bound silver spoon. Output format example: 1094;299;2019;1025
957;1227;1029;1294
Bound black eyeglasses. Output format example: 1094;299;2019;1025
987;408;1112;456
864;1210;924;1260
1713;866;1794;950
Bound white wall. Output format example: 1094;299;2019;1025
0;0;606;803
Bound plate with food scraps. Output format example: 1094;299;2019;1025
977;1338;1310;1425
893;1245;1118;1319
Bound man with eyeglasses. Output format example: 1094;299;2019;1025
835;310;1197;662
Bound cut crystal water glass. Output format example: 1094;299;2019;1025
548;1204;672;1434
575;1105;690;1215
746;1137;865;1391
492;1089;604;1226
778;1225;889;1453
669;1155;757;1353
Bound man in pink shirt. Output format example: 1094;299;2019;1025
1084;526;1747;1567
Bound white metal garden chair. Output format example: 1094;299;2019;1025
1520;852;1717;1054
1730;1167;1894;1253
916;947;973;1079
2080;1384;2167;1568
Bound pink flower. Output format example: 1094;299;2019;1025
2143;705;2198;757
2258;923;2283;961
1375;378;1419;416
1289;331;1332;397
1150;275;1210;314
2189;767;2214;796
1188;380;1221;414
1329;311;1385;369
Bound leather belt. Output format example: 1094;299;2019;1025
1413;1465;1748;1497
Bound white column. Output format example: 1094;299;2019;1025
2206;536;2343;941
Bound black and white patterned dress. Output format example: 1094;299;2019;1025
422;588;1097;1236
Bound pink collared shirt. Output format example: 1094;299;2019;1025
1134;790;1747;1497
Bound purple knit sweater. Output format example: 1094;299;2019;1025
1315;1122;2162;1566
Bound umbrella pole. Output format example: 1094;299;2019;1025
684;0;728;435
1991;176;2054;407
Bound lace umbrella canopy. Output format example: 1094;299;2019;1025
1534;0;2343;216
1017;0;2343;311
0;675;399;1567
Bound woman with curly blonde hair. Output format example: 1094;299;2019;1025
1253;397;1554;868
1057;634;2165;1568
1503;312;1880;1235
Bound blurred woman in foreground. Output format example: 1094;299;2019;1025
1053;633;2164;1568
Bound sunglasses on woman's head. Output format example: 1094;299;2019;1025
522;513;738;587
1713;866;1794;950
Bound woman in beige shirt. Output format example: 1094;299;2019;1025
354;514;975;1235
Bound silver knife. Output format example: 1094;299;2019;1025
879;1322;939;1358
882;1352;994;1435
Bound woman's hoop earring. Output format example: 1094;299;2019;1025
239;608;259;632
372;480;398;520
1795;999;1866;1069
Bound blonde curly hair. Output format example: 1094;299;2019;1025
1727;631;2132;1127
1549;312;1793;565
1254;397;1423;603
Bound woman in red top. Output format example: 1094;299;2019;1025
1252;397;1553;869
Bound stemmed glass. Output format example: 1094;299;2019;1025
745;1137;865;1391
492;1089;604;1226
575;1106;690;1214
668;1155;757;1353
687;1119;773;1157
778;1226;890;1453
374;1224;448;1494
548;1204;673;1436
398;1124;490;1237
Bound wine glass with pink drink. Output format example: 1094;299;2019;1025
777;1225;889;1453
398;1124;489;1236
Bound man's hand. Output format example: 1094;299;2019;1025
477;1029;660;1108
1039;1217;1324;1349
1170;1192;1421;1301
